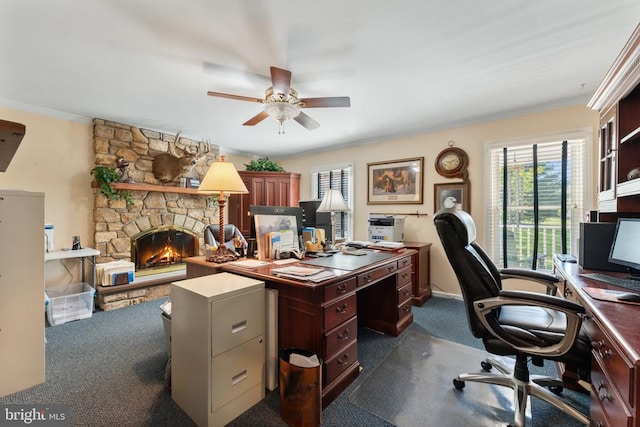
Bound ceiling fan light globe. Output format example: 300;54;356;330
264;101;301;123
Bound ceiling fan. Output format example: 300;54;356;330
207;66;350;133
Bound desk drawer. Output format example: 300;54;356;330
325;340;357;385
397;266;411;288
324;294;356;331
587;315;633;405
397;300;412;320
323;277;356;303
590;356;633;427
325;316;357;359
398;255;411;270
397;282;412;305
357;262;397;287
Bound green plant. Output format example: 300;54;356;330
244;157;285;172
90;166;133;205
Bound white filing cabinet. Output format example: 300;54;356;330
171;272;265;427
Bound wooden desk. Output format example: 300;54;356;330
185;250;415;407
554;259;640;427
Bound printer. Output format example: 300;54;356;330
368;214;405;242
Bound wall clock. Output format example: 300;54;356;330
435;142;469;179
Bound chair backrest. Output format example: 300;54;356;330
204;224;246;249
433;209;504;338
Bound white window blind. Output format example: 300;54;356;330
487;137;586;270
311;163;353;241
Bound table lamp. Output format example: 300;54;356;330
316;189;350;250
198;155;249;262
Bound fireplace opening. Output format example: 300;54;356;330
131;226;199;276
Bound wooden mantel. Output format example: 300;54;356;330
91;181;201;195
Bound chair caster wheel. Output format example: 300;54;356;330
453;378;465;390
480;360;493;371
549;385;563;395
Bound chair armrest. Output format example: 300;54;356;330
474;290;585;358
500;267;559;295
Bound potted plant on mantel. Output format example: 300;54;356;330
244;157;285;172
90;166;133;205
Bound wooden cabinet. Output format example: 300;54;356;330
554;261;640;427
171;272;265;427
0;190;45;397
404;242;432;306
589;23;640;214
228;171;301;237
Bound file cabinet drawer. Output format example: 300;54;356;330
211;288;264;357
590;356;632;427
211;336;265;412
324;294;356;331
325;316;357;358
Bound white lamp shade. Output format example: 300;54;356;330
317;189;350;212
197;156;248;195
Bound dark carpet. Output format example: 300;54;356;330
0;295;589;426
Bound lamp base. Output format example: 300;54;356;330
206;246;239;263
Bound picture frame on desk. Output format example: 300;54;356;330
367;157;424;204
434;181;470;213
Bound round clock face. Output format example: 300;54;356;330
435;147;468;178
440;153;461;171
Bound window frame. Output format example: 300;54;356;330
483;128;593;268
311;162;354;241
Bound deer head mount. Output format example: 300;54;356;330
152;132;210;183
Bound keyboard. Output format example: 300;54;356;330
581;273;640;292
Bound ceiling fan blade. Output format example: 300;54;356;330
243;111;270;126
294;112;320;130
270;66;291;98
207;91;263;103
300;96;351;108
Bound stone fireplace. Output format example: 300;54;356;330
92;119;220;310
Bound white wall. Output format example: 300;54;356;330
280;104;599;294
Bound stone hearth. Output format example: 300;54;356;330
92;119;220;310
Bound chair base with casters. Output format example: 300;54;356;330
453;354;589;427
433;208;590;427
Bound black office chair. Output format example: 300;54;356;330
433;209;590;427
204;224;247;251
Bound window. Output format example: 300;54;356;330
486;131;590;270
311;162;353;241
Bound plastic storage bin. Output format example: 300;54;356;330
45;282;94;326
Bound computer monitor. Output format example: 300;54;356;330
608;218;640;278
249;205;304;239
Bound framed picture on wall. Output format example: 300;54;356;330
434;181;470;213
367;157;424;204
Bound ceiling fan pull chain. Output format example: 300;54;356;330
278;121;285;134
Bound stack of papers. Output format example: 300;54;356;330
369;241;406;251
272;266;336;282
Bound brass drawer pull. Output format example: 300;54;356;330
337;284;347;294
337;328;350;341
337;354;350;366
336;303;348;314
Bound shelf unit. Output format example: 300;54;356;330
588;23;640;214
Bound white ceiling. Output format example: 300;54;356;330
1;1;639;158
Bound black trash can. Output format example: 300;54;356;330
279;348;322;427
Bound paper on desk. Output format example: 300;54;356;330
231;259;271;268
289;353;320;368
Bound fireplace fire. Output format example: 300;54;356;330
131;226;199;275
